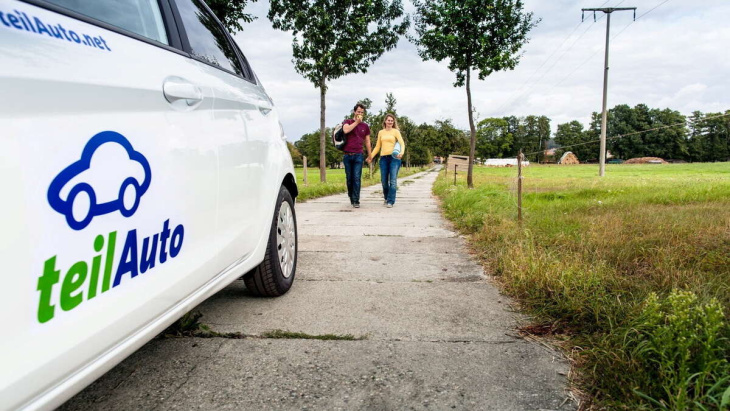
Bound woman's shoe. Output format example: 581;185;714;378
386;203;393;208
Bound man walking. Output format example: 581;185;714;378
341;103;372;208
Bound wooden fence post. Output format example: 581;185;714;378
302;156;308;186
517;151;523;223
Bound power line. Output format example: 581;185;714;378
545;0;669;93
496;0;670;118
494;1;629;116
494;18;603;115
493;21;585;114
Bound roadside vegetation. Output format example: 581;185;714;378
433;163;730;409
295;165;428;202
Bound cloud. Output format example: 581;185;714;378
234;0;730;141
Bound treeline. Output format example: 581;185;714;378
555;105;730;163
289;98;730;167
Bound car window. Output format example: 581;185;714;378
174;0;243;75
43;0;169;44
230;39;255;82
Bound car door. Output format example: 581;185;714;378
171;0;277;266
0;0;222;408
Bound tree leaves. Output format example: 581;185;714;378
207;0;258;34
268;0;410;88
411;0;538;87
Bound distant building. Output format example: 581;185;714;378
483;158;530;167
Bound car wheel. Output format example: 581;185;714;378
119;177;141;217
66;183;96;230
243;185;297;297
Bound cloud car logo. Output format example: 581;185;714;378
47;131;151;230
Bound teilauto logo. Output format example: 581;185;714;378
37;131;185;324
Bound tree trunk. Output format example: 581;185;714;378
466;69;476;189
319;79;326;182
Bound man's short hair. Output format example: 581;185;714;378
353;103;366;112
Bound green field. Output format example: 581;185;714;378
294;165;428;201
434;163;730;409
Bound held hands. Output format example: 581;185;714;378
366;155;373;164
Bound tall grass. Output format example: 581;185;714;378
433;163;730;409
295;165;428;201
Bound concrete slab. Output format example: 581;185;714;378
299;236;467;255
197;281;515;342
295;250;486;282
62;338;571;411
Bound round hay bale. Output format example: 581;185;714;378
624;157;668;164
558;151;580;165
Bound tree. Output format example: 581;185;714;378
286;141;303;166
605;104;688;161
688;111;730;162
436;120;470;157
476;118;512;159
411;0;538;188
268;0;409;182
207;0;258;33
295;129;343;168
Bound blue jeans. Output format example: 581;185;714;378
343;153;364;204
380;155;401;205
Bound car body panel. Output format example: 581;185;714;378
0;0;296;409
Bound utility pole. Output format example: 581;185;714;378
582;7;636;177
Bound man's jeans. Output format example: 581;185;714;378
343;153;364;204
379;155;401;205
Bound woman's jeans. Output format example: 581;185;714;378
343;153;364;204
379;155;401;205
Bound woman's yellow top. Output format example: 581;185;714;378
372;128;405;157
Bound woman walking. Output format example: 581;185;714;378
367;113;405;208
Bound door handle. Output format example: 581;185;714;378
163;77;202;106
256;99;273;115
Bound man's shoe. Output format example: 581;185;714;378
386;203;393;208
383;200;388;205
354;203;361;208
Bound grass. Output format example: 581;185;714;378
261;329;364;340
295;165;429;201
433;163;730;410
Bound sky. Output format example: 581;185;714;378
232;0;730;142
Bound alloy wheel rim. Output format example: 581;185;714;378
276;202;296;279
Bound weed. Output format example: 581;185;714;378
261;329;364;340
160;311;243;339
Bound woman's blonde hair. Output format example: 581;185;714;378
382;113;400;130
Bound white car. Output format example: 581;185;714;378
0;0;298;409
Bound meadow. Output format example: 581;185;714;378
295;164;427;201
433;163;730;410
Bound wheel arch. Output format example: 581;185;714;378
281;172;298;199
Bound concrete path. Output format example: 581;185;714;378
62;167;574;410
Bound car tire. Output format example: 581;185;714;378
243;185;297;297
